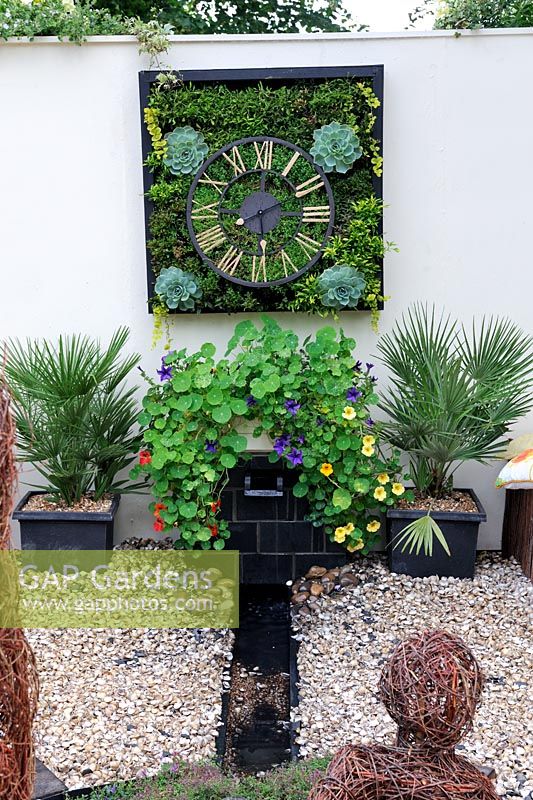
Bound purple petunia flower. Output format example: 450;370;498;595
366;362;374;372
205;439;218;453
316;416;325;427
273;434;291;456
246;395;257;408
157;357;173;382
346;387;362;403
286;447;304;466
296;434;306;445
284;399;301;416
365;417;375;427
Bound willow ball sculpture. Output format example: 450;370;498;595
308;630;497;800
379;629;483;750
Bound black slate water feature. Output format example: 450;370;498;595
217;457;347;772
223;585;292;772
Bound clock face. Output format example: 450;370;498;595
186;136;335;288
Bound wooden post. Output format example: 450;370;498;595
502;489;533;581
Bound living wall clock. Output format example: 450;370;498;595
139;66;384;318
187;136;335;287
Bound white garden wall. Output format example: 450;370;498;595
2;29;533;548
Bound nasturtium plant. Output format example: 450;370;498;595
132;317;411;551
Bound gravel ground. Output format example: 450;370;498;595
25;628;233;789
292;554;533;799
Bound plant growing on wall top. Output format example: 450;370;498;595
133;317;410;551
141;68;390;322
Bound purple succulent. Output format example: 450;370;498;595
371;375;378;383
205;439;218;453
365;417;375;427
346;387;362;403
246;395;257;408
284;399;301;416
354;360;362;372
366;362;374;372
286;448;304;466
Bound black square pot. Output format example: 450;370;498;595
12;491;120;550
385;488;487;579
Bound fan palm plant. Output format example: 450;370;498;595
377;305;533;553
4;327;142;505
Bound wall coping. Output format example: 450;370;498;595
2;28;533;45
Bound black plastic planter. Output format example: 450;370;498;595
386;489;487;579
13;492;120;550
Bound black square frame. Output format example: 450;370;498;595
139;65;384;314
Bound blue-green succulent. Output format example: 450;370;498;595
310;122;363;174
317;264;366;310
154;267;202;311
163;126;208;176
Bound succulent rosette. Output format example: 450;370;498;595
317;264;366;310
310;121;363;174
154;267;202;311
163;126;208;176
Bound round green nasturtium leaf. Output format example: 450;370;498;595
213;538;225;550
201;342;216;358
249;379;267;399
181;450;195;464
206;387;224;406
336;435;352;450
263;374;281;392
196;527;211;542
172;373;191;393
137;411;152;427
212;405;232;424
176;395;192;412
332;487;352;510
221;453;237;469
204;468;217;482
154;417;166;430
230;398;249;416
292;483;308;498
179;501;198;519
353;478;370;494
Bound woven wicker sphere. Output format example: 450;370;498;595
379;629;483;750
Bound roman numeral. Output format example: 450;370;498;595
254;140;273;170
196;225;226;254
191;201;219;221
198;174;226;194
218;246;243;275
280;249;298;277
281;151;300;177
295;232;321;258
295;175;324;198
222;146;246;176
302;205;331;223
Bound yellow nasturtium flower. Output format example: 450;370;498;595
347;539;365;552
392;483;405;496
334;526;348;543
377;473;390;484
362;444;375;457
344;522;355;534
363;435;376;446
374;486;387;501
366;519;381;533
320;463;333;477
342;406;357;420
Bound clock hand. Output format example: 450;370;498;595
236;202;282;226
